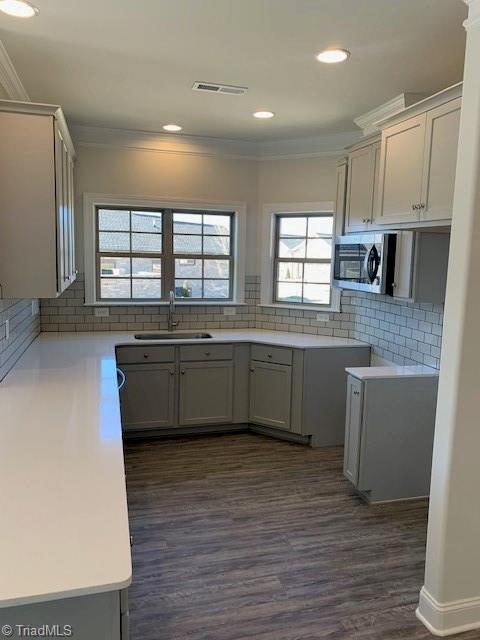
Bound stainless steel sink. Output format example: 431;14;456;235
134;332;212;340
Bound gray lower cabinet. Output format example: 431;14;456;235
343;372;438;502
343;376;363;484
0;589;128;640
120;363;175;430
179;361;233;426
116;342;371;442
249;361;292;430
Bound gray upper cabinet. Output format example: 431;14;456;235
420;98;461;222
334;157;348;235
375;86;461;226
0;101;76;298
120;363;175;430
179;361;233;426
345;140;379;232
375;113;427;225
249;361;292;430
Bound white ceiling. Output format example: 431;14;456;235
0;0;467;141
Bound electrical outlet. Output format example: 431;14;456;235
5;319;9;340
94;307;110;318
223;307;236;316
316;313;330;322
31;300;40;316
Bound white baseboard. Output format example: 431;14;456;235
417;586;480;636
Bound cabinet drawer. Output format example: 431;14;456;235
251;344;293;366
180;344;233;361
116;345;175;364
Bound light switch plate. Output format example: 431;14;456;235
316;313;330;322
223;307;236;316
94;307;110;317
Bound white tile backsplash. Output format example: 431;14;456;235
40;275;443;369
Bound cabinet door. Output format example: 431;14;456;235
67;153;76;282
375;113;426;225
343;376;364;485
421;98;461;222
179;361;233;426
120;363;175;430
54;124;68;294
345;144;376;232
334;159;348;235
249;361;292;430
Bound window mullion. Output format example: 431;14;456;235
163;209;174;299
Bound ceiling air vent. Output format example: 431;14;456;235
192;81;248;96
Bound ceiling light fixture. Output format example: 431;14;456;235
0;0;39;17
162;124;182;132
253;111;275;119
316;48;350;64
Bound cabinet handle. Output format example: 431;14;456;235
143;354;149;359
205;351;211;356
412;204;417;210
353;390;360;396
420;203;426;209
267;353;272;358
250;368;255;372
181;370;185;375
169;370;175;376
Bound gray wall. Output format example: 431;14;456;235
0;299;40;381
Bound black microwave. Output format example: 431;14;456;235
333;233;397;294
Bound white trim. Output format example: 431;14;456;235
417;587;480;636
71;124;361;161
354;93;428;136
259;201;340;313
83;193;247;305
464;0;480;29
0;40;29;101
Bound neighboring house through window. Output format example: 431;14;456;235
274;213;333;305
84;196;245;304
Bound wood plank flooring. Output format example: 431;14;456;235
124;433;480;640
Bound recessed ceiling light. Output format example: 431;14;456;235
253;111;275;119
316;49;350;64
0;0;39;18
162;124;182;132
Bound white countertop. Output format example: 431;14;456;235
346;364;439;380
114;328;369;349
0;329;368;609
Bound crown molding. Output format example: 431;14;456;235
464;0;480;29
354;92;428;136
0;40;29;101
71;124;361;161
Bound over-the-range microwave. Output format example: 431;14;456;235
333;232;397;294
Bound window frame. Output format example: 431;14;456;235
259;202;340;312
273;213;333;307
83;194;246;305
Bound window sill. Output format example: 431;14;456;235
258;302;341;313
83;301;248;307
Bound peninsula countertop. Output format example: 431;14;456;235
0;329;369;609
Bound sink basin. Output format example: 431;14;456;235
134;332;212;340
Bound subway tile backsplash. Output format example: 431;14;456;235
0;299;40;381
40;275;443;369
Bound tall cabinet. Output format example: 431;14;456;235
0;101;76;298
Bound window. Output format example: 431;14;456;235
273;213;333;306
96;207;234;301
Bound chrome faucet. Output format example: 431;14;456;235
168;290;178;332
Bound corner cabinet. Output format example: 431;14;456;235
249;361;292;430
375;88;461;226
0;100;76;298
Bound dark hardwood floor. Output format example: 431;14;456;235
124;433;480;640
